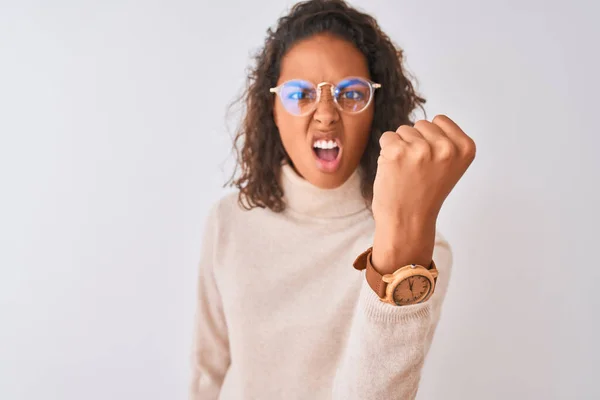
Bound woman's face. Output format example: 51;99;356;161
273;34;375;189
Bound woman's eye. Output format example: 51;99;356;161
341;91;363;100
288;91;311;100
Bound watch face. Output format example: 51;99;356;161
393;275;432;306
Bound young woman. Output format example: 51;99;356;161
190;0;476;399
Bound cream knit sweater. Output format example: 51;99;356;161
190;163;453;399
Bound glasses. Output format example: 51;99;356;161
269;76;381;116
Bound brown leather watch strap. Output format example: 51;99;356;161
353;247;387;298
353;247;437;300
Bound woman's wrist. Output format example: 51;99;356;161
371;219;436;274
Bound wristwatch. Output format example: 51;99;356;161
353;247;438;306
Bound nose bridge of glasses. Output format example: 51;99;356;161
316;81;336;103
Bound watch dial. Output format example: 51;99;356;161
393;275;432;306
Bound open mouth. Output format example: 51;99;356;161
313;139;340;161
312;138;342;173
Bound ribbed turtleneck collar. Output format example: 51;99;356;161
280;162;369;219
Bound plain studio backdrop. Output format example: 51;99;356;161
1;0;598;399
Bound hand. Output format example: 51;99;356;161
371;115;476;272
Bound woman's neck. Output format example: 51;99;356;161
279;162;369;219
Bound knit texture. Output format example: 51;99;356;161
190;163;453;399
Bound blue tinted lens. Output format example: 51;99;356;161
279;80;317;115
335;78;371;112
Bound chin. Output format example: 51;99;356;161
306;165;351;189
290;151;356;189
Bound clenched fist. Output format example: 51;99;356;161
371;115;476;273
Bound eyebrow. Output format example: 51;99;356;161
336;78;364;88
285;79;314;89
283;77;368;87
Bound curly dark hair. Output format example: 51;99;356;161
226;0;426;212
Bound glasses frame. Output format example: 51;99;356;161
269;76;382;117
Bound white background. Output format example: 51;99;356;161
1;0;598;399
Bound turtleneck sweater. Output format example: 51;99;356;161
189;163;453;400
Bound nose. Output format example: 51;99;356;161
313;84;340;126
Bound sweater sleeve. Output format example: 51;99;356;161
332;234;453;400
189;206;231;400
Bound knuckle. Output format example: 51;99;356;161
432;114;448;124
462;137;477;160
410;144;430;162
379;131;396;146
413;119;429;130
395;124;411;134
383;143;406;160
389;145;406;159
435;140;456;161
